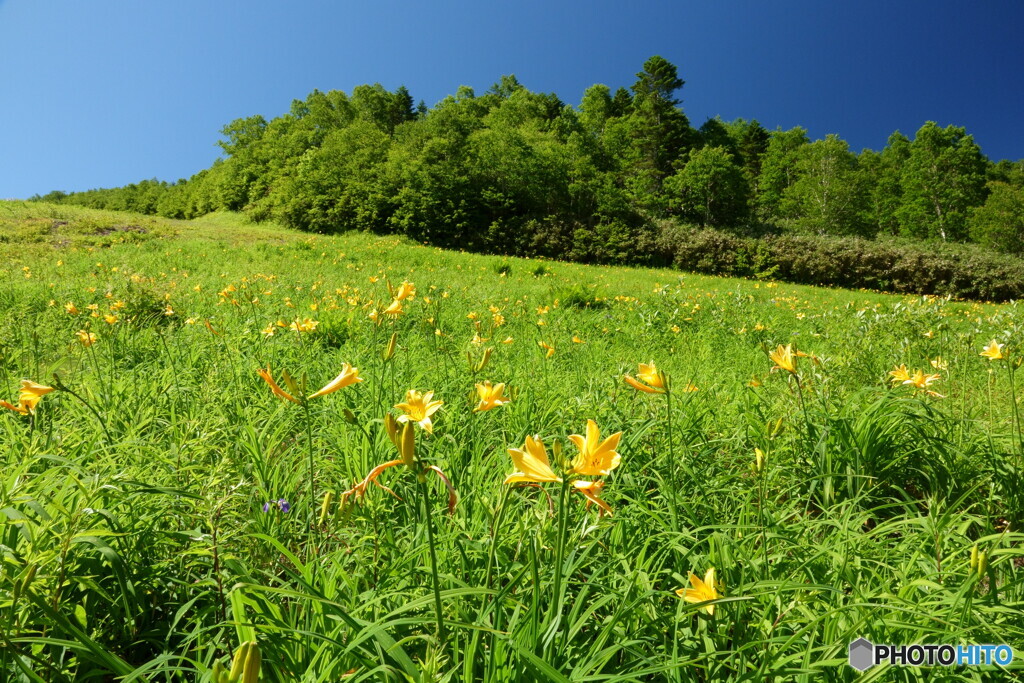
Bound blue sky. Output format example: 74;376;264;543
1;1;1022;198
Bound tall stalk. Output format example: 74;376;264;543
418;471;446;646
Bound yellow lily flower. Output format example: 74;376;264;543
307;363;362;398
393;281;416;301
538;341;555;358
574;480;613;516
474;381;510;412
395;389;443;433
384;299;404;317
65;302;79;315
259;364;362;403
889;364;911;384
104;313;119;325
568;419;622;477
904;370;943;397
769;344;797;375
624;361;667;394
75;330;97;347
505;435;561;484
257;367;301;404
289;318;319;333
676;567;721;615
980;340;1004;361
2;380;56;416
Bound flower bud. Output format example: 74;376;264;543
319;491;335;526
383;332;398;361
400;421;415;468
978;550;988;577
242;640;261;683
970;544;979;572
229;641;250;681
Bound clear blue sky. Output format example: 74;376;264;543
1;1;1022;199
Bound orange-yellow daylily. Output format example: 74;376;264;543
574;480;613;516
290;318;319;333
392;281;416;301
769;344;797;375
980;340;1005;361
1;380;56;416
76;330;97;347
395;389;443;433
257;367;301;404
65;302;79;315
889;364;911;384
258;364;361;404
384;300;404;317
505;435;561;484
624;362;667;394
307;363;362;398
904;370;943;398
676;567;721;615
474;381;510;412
538;341;555;358
568;419;622;477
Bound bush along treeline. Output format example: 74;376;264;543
35;56;1024;298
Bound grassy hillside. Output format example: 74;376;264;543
1;201;1022;681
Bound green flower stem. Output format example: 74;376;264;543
418;470;446;646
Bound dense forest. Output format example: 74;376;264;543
37;56;1024;276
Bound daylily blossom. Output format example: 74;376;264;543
1;380;55;415
505;435;561;484
290;318;319;333
76;330;97;347
538;341;555;358
676;567;721;615
307;363;362;398
980;340;1005;361
568;419;622;477
258;364;361;404
392;281;416;301
474;381;510;412
889;364;911;384
769;344;797;375
65;302;79;315
395;389;443;433
905;370;943;397
573;480;613;516
624;362;667;394
384;299;404;317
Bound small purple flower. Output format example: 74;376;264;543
262;501;271;513
277;498;291;513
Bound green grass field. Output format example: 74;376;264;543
1;200;1022;681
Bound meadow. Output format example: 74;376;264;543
1;200;1022;681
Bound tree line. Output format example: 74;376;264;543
36;56;1024;262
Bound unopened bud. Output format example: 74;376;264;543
241;640;261;683
319;491;335;526
970;544;979;572
229;641;250;681
281;370;300;398
978;550;989;577
383;332;398;361
400;421;415;468
476;347;493;372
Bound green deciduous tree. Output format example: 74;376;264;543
970;181;1024;254
784;135;871;236
897;121;987;242
664;146;748;228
